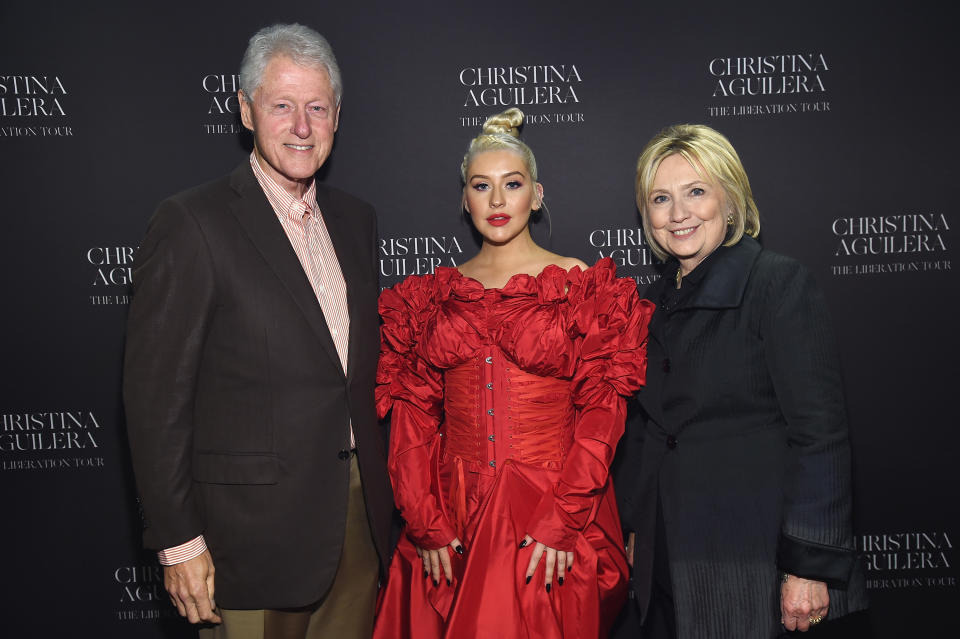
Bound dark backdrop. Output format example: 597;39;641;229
1;1;956;636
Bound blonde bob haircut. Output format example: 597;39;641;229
635;124;760;261
460;107;538;183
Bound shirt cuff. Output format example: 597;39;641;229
157;535;207;566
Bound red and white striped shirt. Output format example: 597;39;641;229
251;154;351;375
158;154;353;566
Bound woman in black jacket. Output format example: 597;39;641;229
616;124;868;639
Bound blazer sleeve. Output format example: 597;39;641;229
762;256;858;587
123;198;216;551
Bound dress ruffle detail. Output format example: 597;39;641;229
373;258;654;639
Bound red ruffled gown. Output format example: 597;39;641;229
373;259;654;639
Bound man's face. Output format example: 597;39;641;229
240;55;340;198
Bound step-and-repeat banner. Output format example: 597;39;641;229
2;2;955;636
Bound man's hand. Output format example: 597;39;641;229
163;549;222;624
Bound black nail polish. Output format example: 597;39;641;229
455;545;464;554
424;570;429;579
545;583;551;593
525;576;531;585
519;539;528;549
446;578;451;586
558;577;564;586
433;579;439;586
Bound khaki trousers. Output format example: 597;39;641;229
199;454;379;639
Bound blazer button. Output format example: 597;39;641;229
338;449;351;460
666;435;677;450
662;358;671;373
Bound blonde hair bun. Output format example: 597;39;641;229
481;108;524;138
460;108;537;182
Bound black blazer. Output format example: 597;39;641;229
124;162;393;609
616;237;867;638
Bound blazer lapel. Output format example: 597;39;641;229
638;238;763;432
227;164;345;378
314;185;366;383
643;267;671;351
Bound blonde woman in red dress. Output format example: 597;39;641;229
373;108;654;639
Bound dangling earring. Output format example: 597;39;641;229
727;214;734;226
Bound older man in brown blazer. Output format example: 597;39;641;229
124;23;392;639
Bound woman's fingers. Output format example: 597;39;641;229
519;535;576;592
524;541;546;585
555;548;566;585
415;546;428;578
420;539;463;586
428;548;442;584
438;545;454;584
781;575;830;632
543;546;557;590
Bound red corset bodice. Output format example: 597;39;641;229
441;347;575;476
376;258;654;552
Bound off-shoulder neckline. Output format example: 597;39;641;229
438;258;613;292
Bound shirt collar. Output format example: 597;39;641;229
674;236;762;310
249;152;317;222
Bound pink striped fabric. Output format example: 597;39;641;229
250;153;351;375
158;534;206;566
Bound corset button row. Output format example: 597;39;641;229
484;353;495;469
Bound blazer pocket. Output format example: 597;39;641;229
192;452;279;485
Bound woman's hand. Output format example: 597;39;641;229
626;532;635;568
520;534;575;592
781;574;829;632
415;538;463;585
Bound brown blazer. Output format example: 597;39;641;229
124;162;393;609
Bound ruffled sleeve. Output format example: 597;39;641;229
377;275;457;549
526;260;655;549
